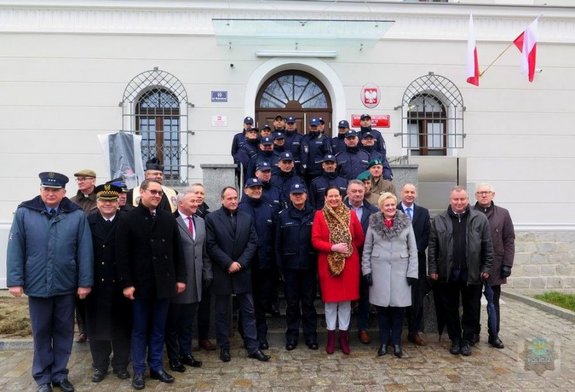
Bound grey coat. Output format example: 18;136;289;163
361;211;418;307
173;214;212;304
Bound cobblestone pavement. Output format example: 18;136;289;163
0;296;573;392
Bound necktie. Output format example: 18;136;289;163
406;207;413;220
188;216;195;238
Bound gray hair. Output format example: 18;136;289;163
475;183;494;193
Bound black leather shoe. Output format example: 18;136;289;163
449;340;461;355
52;379;74;392
306;341;319;350
470;333;480;346
180;353;202;368
259;339;269;350
393;344;403;358
114;369;130;380
169;359;186;372
377;344;387;356
91;369;107;383
132;373;145;390
220;348;231;362
37;384;53;392
248;349;271;362
489;336;505;349
460;341;472;356
150;369;174;383
285;341;297;351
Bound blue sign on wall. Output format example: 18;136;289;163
211;91;228;102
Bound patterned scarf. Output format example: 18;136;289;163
323;202;353;276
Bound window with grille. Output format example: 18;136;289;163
399;72;464;156
121;68;189;185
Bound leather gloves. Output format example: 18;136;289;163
501;265;512;278
406;277;417;286
363;273;373;286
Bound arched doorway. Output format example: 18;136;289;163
255;71;332;135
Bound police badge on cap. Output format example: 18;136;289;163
39;172;69;189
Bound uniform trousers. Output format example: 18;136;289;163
29;294;75;385
165;302;198;360
324;301;351;331
283;268;318;343
131;298;170;374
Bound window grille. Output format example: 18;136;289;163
398;72;465;155
120;67;190;186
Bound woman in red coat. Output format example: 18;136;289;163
312;186;365;355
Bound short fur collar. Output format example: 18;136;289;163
369;210;410;239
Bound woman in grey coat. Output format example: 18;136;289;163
362;192;418;358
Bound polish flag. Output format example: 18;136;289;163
465;14;480;86
514;17;538;82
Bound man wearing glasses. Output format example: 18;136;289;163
116;179;187;390
127;158;178;213
70;169;97;213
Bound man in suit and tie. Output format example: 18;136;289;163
344;179;378;344
397;183;431;346
205;187;270;363
165;188;212;373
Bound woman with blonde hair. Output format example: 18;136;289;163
312;186;365;355
362;192;418;357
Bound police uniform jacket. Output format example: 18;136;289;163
86;210;132;340
116;203;186;299
205;207;258;295
309;173;348;210
239;195;275;269
270;170;304;209
359;126;386;153
246;150;274;179
7;196;94;297
302;132;332;177
275;203;317;270
336;147;370;180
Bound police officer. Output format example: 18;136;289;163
231;116;254;166
302;118;332;185
360;131;393;180
272;115;286;134
246;136;274;178
239;178;277;350
275;183;318;351
270;151;305;209
358;114;387;154
236;127;259;182
254;162;281;212
336;130;370;180
332;120;350;155
309;154;348;210
283;116;305;175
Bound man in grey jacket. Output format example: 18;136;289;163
7;172;94;392
428;186;493;357
473;183;515;349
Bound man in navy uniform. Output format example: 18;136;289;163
336;130;370;180
309;154;348;210
7;172;94;392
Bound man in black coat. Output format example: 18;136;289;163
116;179;187;390
205;187;270;363
397;183;431;346
86;184;132;383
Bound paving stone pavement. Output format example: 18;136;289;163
0;296;573;392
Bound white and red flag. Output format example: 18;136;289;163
514;17;538;82
465;14;480;86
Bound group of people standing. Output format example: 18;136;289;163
6;115;515;392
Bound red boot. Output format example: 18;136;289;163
326;330;336;354
339;330;350;355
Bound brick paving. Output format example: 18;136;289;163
0;295;573;392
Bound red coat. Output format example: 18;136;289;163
312;209;365;303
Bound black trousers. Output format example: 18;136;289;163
215;293;259;353
440;280;482;343
197;283;212;341
89;332;130;373
252;268;273;340
407;274;431;335
376;306;405;346
165;302;199;360
283;268;318;344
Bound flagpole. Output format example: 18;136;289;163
479;41;515;78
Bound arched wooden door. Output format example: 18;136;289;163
255;71;332;135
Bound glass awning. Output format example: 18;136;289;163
212;19;395;48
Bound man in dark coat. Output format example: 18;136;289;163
205;187;270;363
428;186;494;357
344;180;378;345
309;154;348;210
397;184;431;346
86;184;132;383
336;130;370;181
116;179;187;390
275;183;318;351
473;183;515;349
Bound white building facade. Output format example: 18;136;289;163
1;0;574;289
